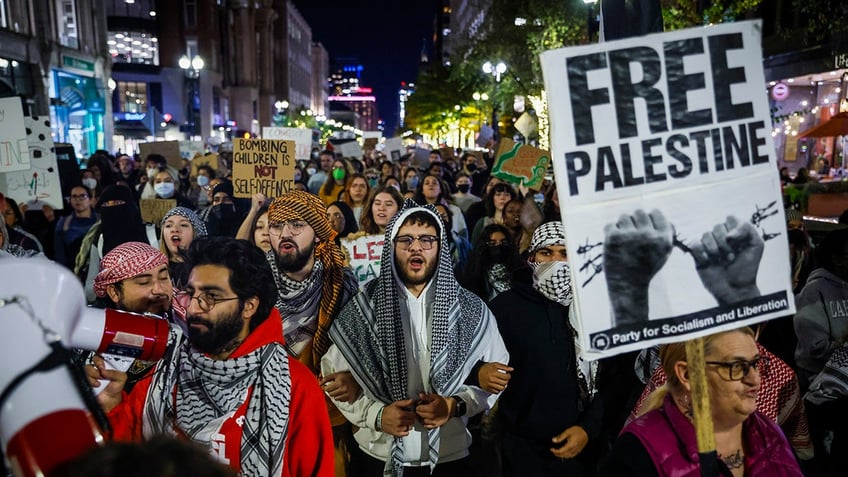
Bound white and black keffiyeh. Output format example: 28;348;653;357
142;326;291;476
330;199;492;476
267;253;323;357
805;344;848;405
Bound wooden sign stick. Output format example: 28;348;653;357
685;337;719;477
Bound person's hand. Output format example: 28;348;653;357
518;180;530;198
250;193;267;212
415;392;452;429
604;209;674;325
550;425;589;459
689;216;763;305
320;371;361;403
477;362;513;393
381;399;417;437
85;355;127;413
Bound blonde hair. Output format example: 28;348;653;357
639;327;755;416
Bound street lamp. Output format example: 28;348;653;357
179;54;204;138
482;61;507;83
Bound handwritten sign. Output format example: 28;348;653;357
179;140;205;160
337;141;363;159
0;116;64;209
0;97;30;173
140;198;176;224
139;140;182;169
384;137;405;162
262;127;312;160
231;138;295;199
340;234;384;285
191;153;218;177
491;138;550;190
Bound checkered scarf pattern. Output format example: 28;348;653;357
93;242;169;297
630;343;812;459
267;255;323;357
142;323;291;476
527;222;572;307
330;199;491;476
161;206;207;237
268;190;354;370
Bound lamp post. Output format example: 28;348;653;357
179;54;204;139
482;61;506;142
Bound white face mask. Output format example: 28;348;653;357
154;182;175;198
196;175;210;187
306;167;317;176
81;178;97;190
530;260;573;307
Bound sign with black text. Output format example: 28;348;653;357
541;20;794;359
232;138;295;199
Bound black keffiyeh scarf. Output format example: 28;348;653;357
330;200;493;476
142;325;291;476
267;252;323;358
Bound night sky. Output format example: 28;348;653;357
291;0;439;134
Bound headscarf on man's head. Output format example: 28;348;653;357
268;190;346;367
527;221;572;307
161;206;207;237
93;242;168;297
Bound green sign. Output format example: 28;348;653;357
62;55;94;73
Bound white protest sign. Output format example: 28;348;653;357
0;97;30;173
0;116;63;209
262;127;313;160
384;137;405;162
340;234;384;285
178;140;205;160
337;140;363;159
541;20;794;359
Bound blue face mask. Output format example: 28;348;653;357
367;177;379;187
407;176;419;189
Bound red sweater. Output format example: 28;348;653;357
108;311;334;477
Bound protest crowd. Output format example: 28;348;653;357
1;131;842;477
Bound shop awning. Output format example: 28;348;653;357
799;112;848;138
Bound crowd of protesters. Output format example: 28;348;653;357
1;142;842;477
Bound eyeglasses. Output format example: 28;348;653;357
486;239;511;247
70;194;89;200
395;234;438;250
268;220;307;236
174;291;240;312
706;356;769;381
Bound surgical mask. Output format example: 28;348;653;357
307;167;317;176
530;260;573;307
196;175;210;187
407;176;419;189
367;177;379;187
332;168;346;181
457;184;470;194
294;172;302;182
82;178;97;190
154;182;175;198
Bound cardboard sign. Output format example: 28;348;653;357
262;127;313;160
231;138;295;199
191;153;218;178
384;137;405;162
340;234;384;285
491;138;550;190
337;141;363;159
438;146;454;160
362;131;382;151
140;198;176;224
541;20;794;359
139;141;182;169
0;116;64;209
514;112;538;137
0;97;30;173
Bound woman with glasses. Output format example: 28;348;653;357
54;185;98;268
601;327;803;477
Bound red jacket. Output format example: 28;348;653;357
108;311;334;477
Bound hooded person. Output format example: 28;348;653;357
205;180;241;237
322;199;509;476
0;215;42;259
159;206;208;289
74;184;154;303
487;221;601;477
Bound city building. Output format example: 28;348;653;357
327;58;379;131
311;41;328;116
398;81;415;130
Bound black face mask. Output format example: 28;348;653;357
457;184;470;194
485;244;510;263
466;163;477;172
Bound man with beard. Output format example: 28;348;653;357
91;241;176;390
322;201;508;475
266;190;360;475
487;222;602;477
89;236;334;476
